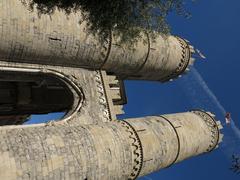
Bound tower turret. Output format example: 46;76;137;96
0;0;195;82
0;1;223;180
0;110;223;180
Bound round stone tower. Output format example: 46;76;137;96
0;110;223;180
0;0;195;82
0;1;223;180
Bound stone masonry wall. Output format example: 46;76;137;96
0;0;193;82
0;111;222;180
0;2;223;180
0;61;114;124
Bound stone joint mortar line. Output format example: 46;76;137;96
126;32;151;79
159;115;181;168
160;37;191;82
99;30;112;69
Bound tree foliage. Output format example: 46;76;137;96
20;0;193;45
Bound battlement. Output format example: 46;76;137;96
100;71;126;119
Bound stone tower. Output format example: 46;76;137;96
0;0;223;179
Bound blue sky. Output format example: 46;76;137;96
28;0;240;179
123;0;240;179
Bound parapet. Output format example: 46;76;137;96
0;0;195;82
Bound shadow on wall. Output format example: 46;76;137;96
20;0;191;45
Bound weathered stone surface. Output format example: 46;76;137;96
0;1;223;180
0;61;113;124
0;111;222;180
0;0;193;82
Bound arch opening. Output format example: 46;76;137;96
0;67;82;126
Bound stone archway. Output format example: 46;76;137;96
0;67;83;125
